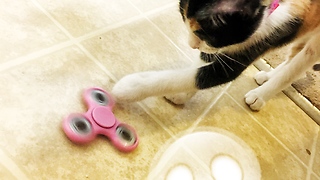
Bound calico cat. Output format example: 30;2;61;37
112;0;320;111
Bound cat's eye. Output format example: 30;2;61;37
194;30;206;40
194;30;217;47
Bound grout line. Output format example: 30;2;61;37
0;1;178;73
15;1;318;178
145;18;194;63
139;83;232;141
32;0;182;84
27;4;248;177
70;4;171;45
137;101;176;137
123;0;201;138
187;83;233;133
226;92;309;168
77;45;118;82
31;0;118;83
125;0;194;63
37;0;178;46
153;85;232;174
75;1;179;44
72;14;143;43
313;172;320;180
32;0;187;140
126;1;178;17
306;129;319;180
0;148;29;180
0;41;74;73
149;143;213;178
181;145;214;175
31;0;73;40
254;59;320;178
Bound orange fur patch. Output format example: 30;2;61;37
290;0;320;36
188;18;201;32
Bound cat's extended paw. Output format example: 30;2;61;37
164;92;195;105
244;90;266;111
254;71;269;85
112;72;155;102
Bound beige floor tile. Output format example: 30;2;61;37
0;163;17;180
81;18;192;80
0;46;170;179
141;86;225;136
0;0;68;63
1;1;320;179
311;174;320;180
36;0;140;37
148;6;200;61
128;0;177;12
313;131;320;176
196;94;308;179
0;148;29;179
227;66;319;165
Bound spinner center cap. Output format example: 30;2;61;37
92;107;116;128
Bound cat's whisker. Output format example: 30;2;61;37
216;54;234;71
219;53;247;67
210;60;216;73
214;54;230;77
199;26;217;46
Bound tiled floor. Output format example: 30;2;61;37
0;1;319;180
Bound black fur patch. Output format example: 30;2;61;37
195;7;265;48
196;17;303;89
180;0;265;47
196;52;249;87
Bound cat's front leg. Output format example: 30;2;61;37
245;36;320;110
112;69;198;102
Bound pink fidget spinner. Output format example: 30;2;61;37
62;87;139;152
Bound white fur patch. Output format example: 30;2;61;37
112;68;198;102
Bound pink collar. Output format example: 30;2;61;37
269;0;280;15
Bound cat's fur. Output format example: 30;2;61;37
112;0;320;111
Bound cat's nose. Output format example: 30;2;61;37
189;42;199;49
189;39;200;49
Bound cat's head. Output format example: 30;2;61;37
180;0;266;53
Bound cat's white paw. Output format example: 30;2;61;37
244;90;266;111
164;92;195;105
112;72;155;102
254;71;269;85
